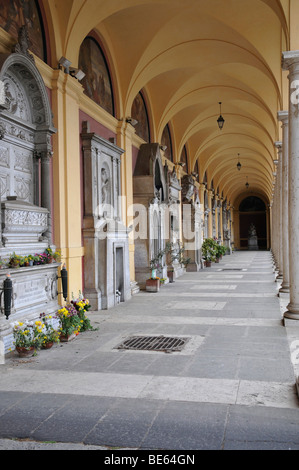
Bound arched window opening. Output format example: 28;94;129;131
239;196;267;250
79;36;114;116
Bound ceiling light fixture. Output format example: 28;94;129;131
217;102;225;130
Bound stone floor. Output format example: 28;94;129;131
0;250;299;450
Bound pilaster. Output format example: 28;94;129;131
116;119;136;282
278;111;290;294
51;69;84;300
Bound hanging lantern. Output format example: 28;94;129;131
217;102;225;130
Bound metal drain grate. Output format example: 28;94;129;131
115;335;189;353
221;269;243;271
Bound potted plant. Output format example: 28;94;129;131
56;304;82;341
8;252;22;268
39;313;60;349
71;294;97;332
216;244;226;262
167;268;174;283
27;254;34;266
147;250;164;292
11;320;43;357
202;238;217;267
53;249;61;263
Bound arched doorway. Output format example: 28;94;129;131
239;196;267;250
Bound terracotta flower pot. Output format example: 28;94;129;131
145;278;160;292
42;341;53;349
59;333;76;342
205;260;212;267
16;346;35;357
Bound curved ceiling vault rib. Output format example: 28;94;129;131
195;133;274;170
209;154;273;185
160;85;277;142
214;166;273;198
125;37;281;115
54;0;285;207
179;115;274;166
222;175;272;202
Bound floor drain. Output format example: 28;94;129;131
115;335;189;353
221;269;244;271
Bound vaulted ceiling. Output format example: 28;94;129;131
44;0;290;206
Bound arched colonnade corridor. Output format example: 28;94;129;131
0;0;297;320
1;1;299;449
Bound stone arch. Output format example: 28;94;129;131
0;29;56;245
238;195;268;250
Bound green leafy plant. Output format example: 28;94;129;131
202;238;218;262
39;313;60;346
11;319;45;351
56;304;82;337
215;244;227;258
71;294;97;331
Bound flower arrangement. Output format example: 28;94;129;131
71;293;97;331
56;304;82;338
11;319;46;353
38;313;60;347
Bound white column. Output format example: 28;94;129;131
282;51;299;319
274;142;283;279
278;112;290;293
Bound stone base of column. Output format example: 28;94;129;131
279;283;290;294
284;303;299;320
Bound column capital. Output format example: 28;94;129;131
277;110;289;123
282;50;299;71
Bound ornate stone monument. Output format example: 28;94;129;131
0;26;59;353
81;121;131;309
133;143;168;288
181;175;203;271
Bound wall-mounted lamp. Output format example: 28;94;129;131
57;264;68;302
126;117;138;126
175;162;185;167
217;102;225;130
0;274;13;320
159;145;167;152
58;56;71;74
69;67;85;81
191;172;198;178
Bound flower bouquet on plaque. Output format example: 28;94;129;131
56;304;82;341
